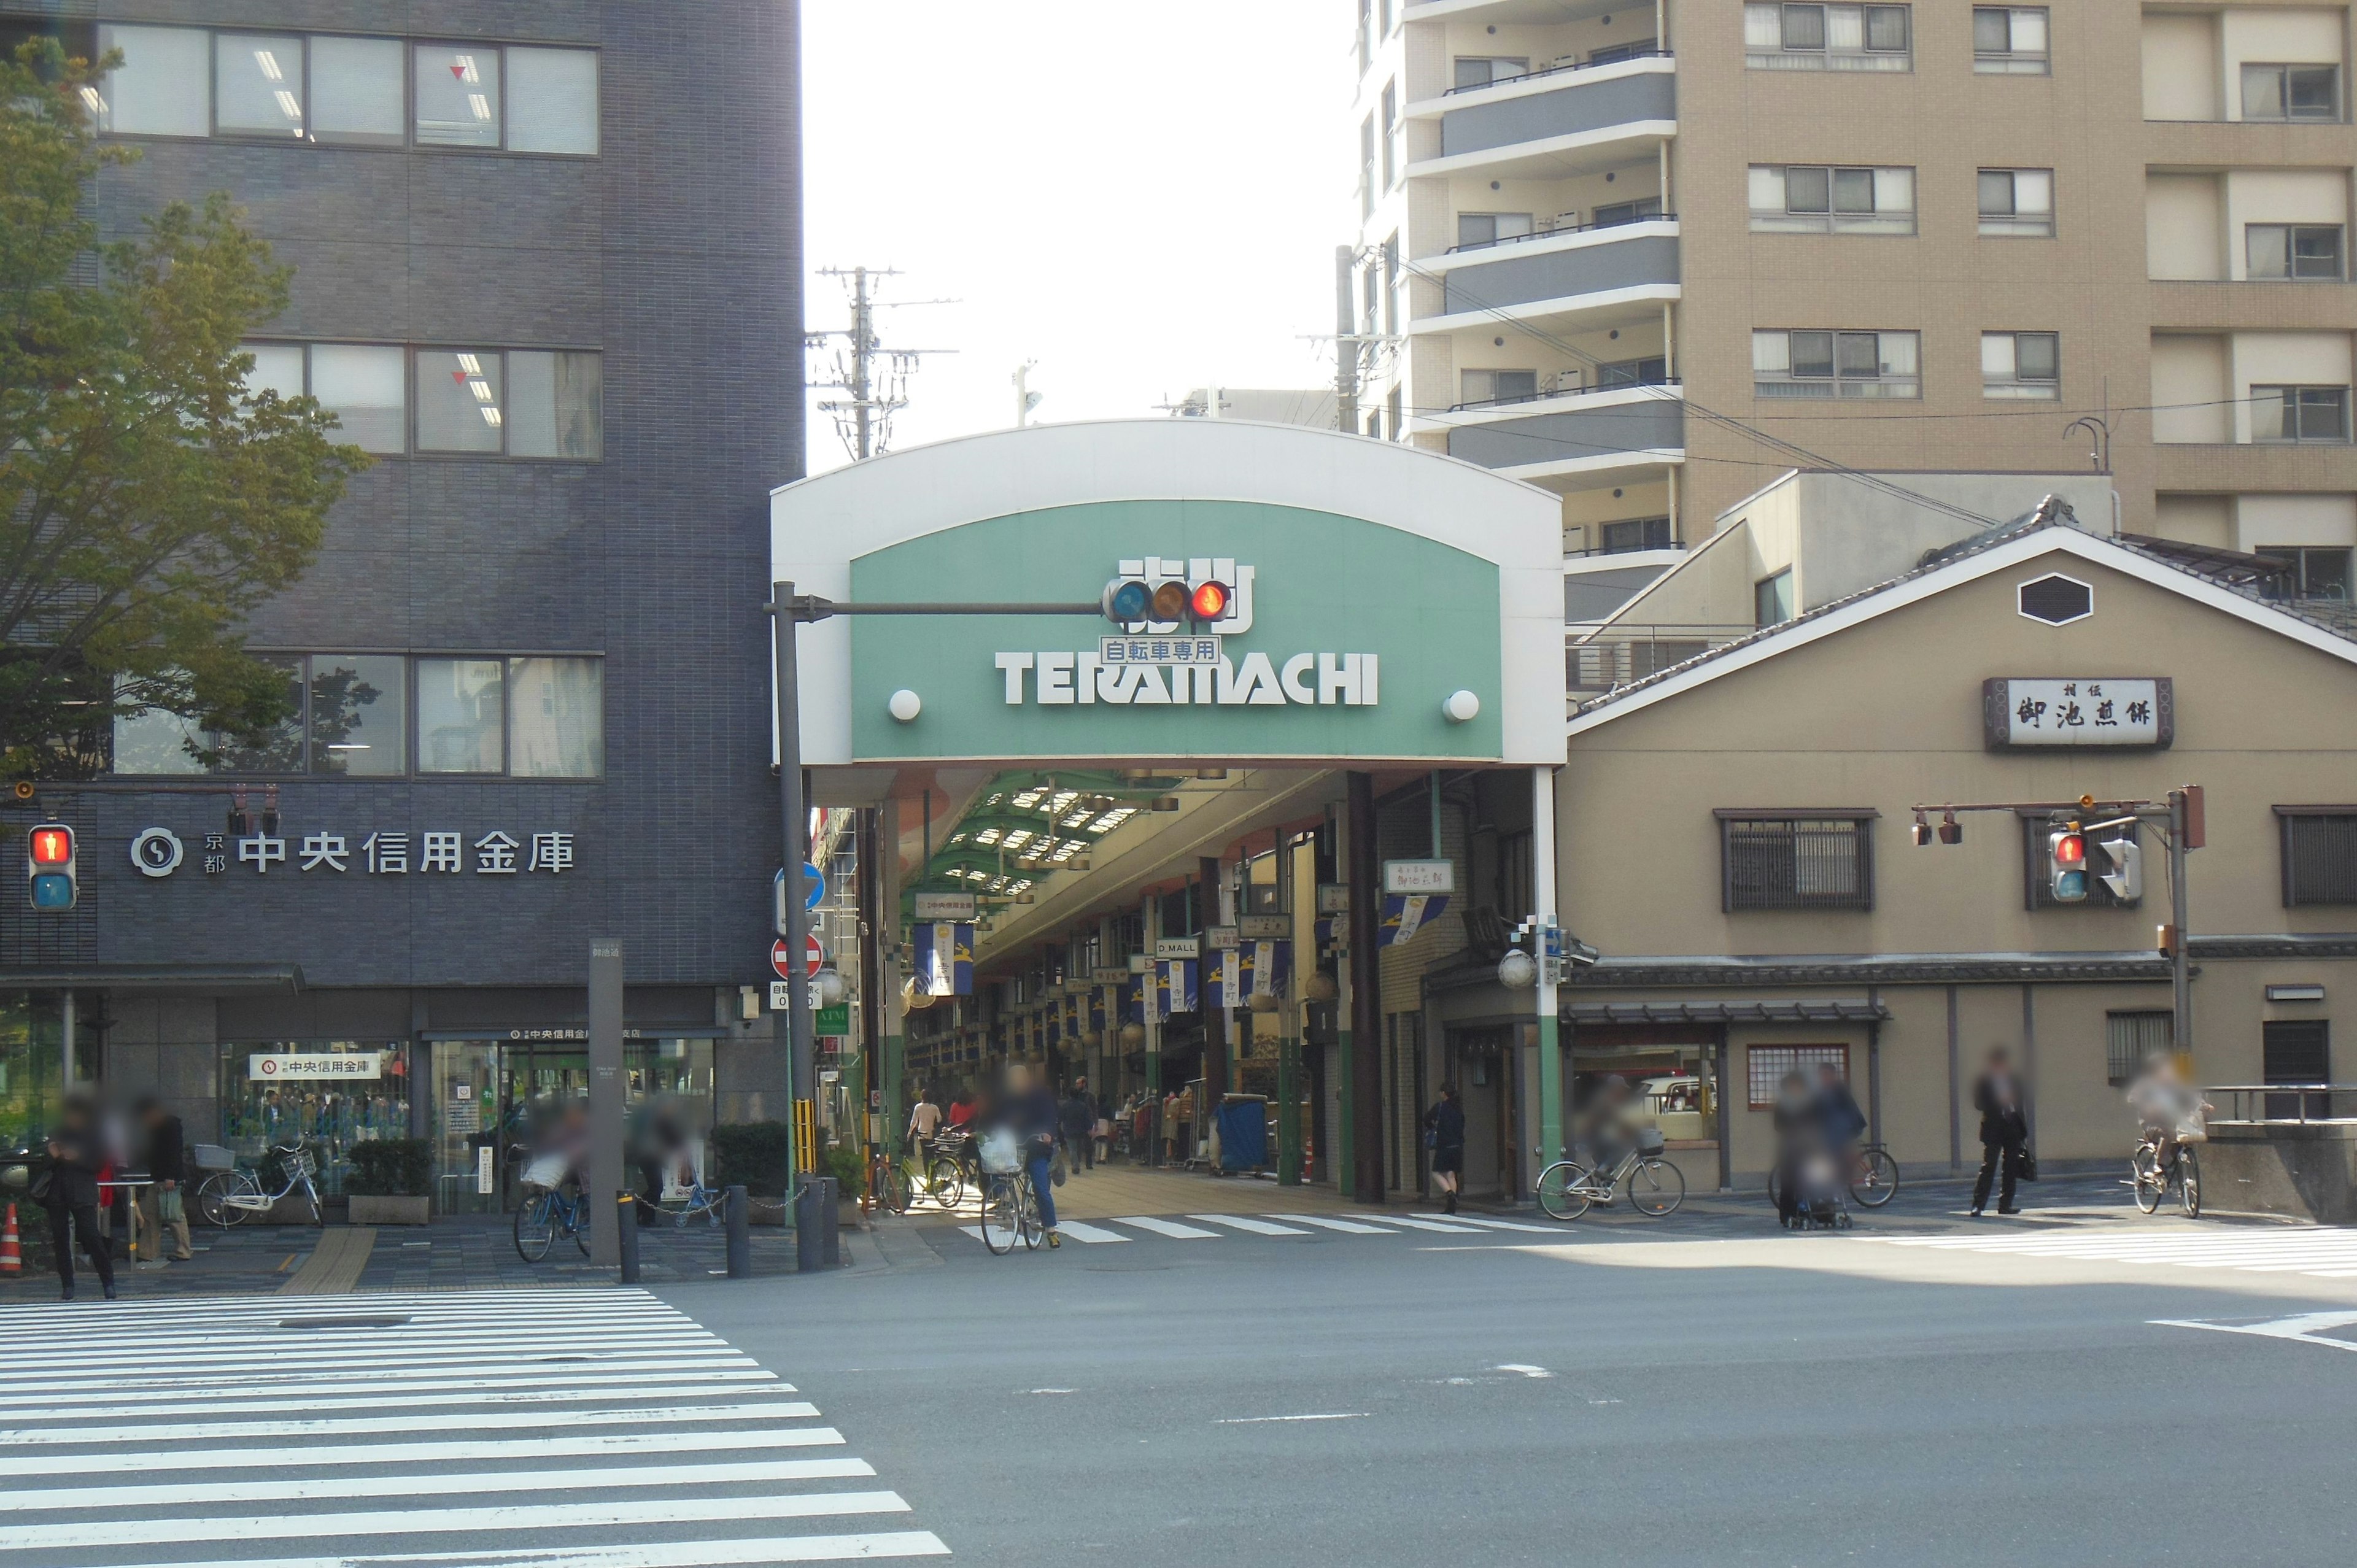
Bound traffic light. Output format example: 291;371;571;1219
26;821;76;910
1100;571;1233;627
2094;834;2142;902
2048;827;2088;903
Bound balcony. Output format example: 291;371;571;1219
1568;623;1752;698
1436;382;1684;485
1417;218;1679;334
1410;55;1675;181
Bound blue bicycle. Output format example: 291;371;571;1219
655;1171;727;1228
514;1171;592;1261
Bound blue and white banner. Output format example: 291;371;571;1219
1089;987;1109;1033
1204;950;1241;1011
1155;959;1198;1019
913;922;974;996
1378;894;1449;948
1124;975;1146;1027
1242;938;1291;1001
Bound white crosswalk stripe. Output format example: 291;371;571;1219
1867;1224;2357;1278
949;1210;1533;1246
1110;1215;1223;1238
1051;1220;1131;1243
1188;1214;1313;1236
0;1288;950;1566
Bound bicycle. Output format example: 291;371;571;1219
195;1142;323;1227
1767;1143;1900;1211
977;1168;1042;1254
878;1140;966;1215
1536;1138;1686;1221
651;1171;727;1227
514;1180;594;1261
2131;1133;2202;1218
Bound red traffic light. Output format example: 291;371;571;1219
1188;580;1232;621
29;825;73;866
2053;832;2086;866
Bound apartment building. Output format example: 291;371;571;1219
1350;1;2357;617
0;4;802;1210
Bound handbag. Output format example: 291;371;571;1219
2016;1149;2039;1183
158;1186;185;1225
28;1165;55;1207
1050;1147;1069;1188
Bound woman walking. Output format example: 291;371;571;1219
41;1097;118;1300
1423;1084;1467;1215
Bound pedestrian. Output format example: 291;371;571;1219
39;1097;117;1300
1002;1064;1065;1248
1814;1064;1867;1162
1061;1079;1095;1172
1423;1084;1466;1214
135;1096;193;1263
1971;1046;2030;1217
907;1086;943;1150
1770;1070;1822;1228
945;1087;976;1130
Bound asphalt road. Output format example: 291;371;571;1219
675;1187;2357;1567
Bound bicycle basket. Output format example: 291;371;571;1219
1635;1127;1666;1157
284;1148;317;1178
520;1154;570;1190
192;1143;234;1173
977;1129;1022;1175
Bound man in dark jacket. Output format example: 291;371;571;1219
42;1097;117;1300
1060;1080;1095;1172
136;1097;193;1262
1423;1085;1468;1214
1971;1047;2031;1216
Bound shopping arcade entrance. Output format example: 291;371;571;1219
771;419;1570;1200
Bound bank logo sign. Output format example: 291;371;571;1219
996;555;1380;709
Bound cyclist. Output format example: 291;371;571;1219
1000;1064;1066;1248
2126;1052;2208;1181
1573;1075;1640;1174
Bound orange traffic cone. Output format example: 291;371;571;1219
0;1202;21;1273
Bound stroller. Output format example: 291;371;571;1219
1781;1147;1852;1230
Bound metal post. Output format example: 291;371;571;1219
819;1176;840;1267
1946;984;1962;1172
1277;831;1301;1187
588;940;625;1269
724;1184;750;1278
616;1191;640;1284
1201;856;1227;1106
1532;766;1563;1181
2169;787;2193;1058
1347;772;1383;1203
772;582;815;1195
794;1182;822;1272
1334;245;1360;432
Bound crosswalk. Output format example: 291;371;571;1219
953;1210;1563;1248
0;1288;950;1567
1867;1224;2357;1280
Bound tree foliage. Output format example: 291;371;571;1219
0;39;365;779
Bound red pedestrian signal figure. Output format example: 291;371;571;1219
27;822;76;910
2048;828;2088;903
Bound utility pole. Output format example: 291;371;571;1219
1013;361;1042;428
1333;245;1360;433
810;266;953;463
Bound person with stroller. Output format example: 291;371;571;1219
1771;1070;1831;1229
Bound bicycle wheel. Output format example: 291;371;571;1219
2177;1148;2202;1218
1627;1157;1686;1217
2131;1146;2164;1214
514;1190;555;1262
196;1171;257;1229
572;1195;592;1256
881;1161;913;1216
1016;1174;1043;1250
1851;1148;1900;1208
979;1176;1019;1254
924;1156;966;1210
1765;1164;1785;1213
1535;1161;1592;1221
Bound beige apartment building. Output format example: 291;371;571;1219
1350;0;2357;617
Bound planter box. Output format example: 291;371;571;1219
346;1194;431;1226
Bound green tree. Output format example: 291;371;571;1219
0;39;365;780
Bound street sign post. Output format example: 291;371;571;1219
774;863;825;935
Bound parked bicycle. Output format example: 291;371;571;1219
649;1170;729;1228
514;1157;593;1262
1767;1143;1900;1211
1536;1130;1686;1220
2131;1132;2202;1217
196;1141;323;1227
878;1139;966;1215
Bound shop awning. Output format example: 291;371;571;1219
1567;1000;1891;1028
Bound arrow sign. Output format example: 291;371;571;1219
773;864;825;936
772;934;823;980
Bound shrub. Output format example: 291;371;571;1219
344;1137;433;1197
821;1140;866;1197
710;1122;791;1197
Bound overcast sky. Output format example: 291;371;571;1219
799;2;1350;474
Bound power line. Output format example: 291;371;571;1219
808;266;956;462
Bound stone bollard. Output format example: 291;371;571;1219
616;1192;641;1284
724;1184;750;1278
816;1176;842;1267
794;1182;823;1272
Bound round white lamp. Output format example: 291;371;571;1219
1496;949;1537;988
888;689;923;722
1442;689;1481;724
813;967;847;1005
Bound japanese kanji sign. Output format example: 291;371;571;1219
1983;678;2173;750
129;825;579;879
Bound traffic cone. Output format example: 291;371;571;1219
0;1203;21;1274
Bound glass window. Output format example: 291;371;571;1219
415;44;500;147
1754;568;1795;626
1785;166;1832;213
506;47;599;155
1724;817;1873;910
2244;63;2339;122
308;344;406;454
1974;7;2049;73
2280;812;2357;905
1830;168;1875;214
2252;386;2350;442
97;24;209;137
417;350;506;453
417;658;506;773
1978;168;2054;236
111;700;207;776
0;994;74;1152
2248;224;2343;280
2257;545;2353;601
1453;56;1529;90
219;1041;410;1199
215;33;305;138
507;351;603;459
1790;330;1835;378
1455;212;1533;249
1983;331;2059;397
241;343;306;404
1755;329;1916;397
208;655;306;773
1862;6;1909;52
507;657;604;778
308;654;406;776
311;35;405;147
1783;5;1827;50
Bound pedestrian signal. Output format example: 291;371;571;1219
2094;835;2142;902
27;822;75;910
2048;828;2088;903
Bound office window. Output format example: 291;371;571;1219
95;24;209;137
215;33;306;138
1382;235;1400;334
307;655;406;776
508;658;604;779
1360;115;1376;219
1744;4;1911;71
2280;809;2357;905
506;352;604;460
240;344;307;404
1978;168;2055;236
242;342;406;455
1748;1045;1849;1108
1754;568;1795;626
1385;384;1403;442
418;658;507;774
1453;56;1531;91
2256;545;2352;602
1357;0;1372;75
1456;212;1535;250
2107;1012;2173;1087
1460;369;1539;407
1973;7;2049;74
417;350;506;453
1601;517;1673;553
1982;331;2059;398
1722;814;1874;912
1381;80;1399;190
506;47;600;155
414;44;500;147
2243;63;2339;122
1749;165;1915;233
2251;385;2350;443
311;36;405;146
2247;224;2344;281
2024;819;2137;908
1596;355;1669;388
1753;329;1920;399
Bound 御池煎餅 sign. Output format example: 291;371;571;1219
1984;678;2172;749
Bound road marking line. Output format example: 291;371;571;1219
1213;1412;1369;1423
85;1531;953;1568
1188;1215;1312;1236
1;1425;845;1480
1112;1216;1221;1238
1412;1213;1563;1233
1269;1213;1393;1234
1362;1215;1485;1233
0;1400;821;1447
0;1456;878;1513
0;1336;726;1373
1493;1364;1554;1378
1051;1221;1131;1243
0;1381;808;1423
2;1489;912;1550
0;1356;762;1398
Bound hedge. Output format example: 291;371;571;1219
344;1137;433;1197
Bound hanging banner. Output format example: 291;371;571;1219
1155;959;1198;1019
1124;975;1146;1027
1378;894;1450;948
1089;986;1109;1033
1204;949;1241;1011
1243;938;1291;1001
913;922;975;996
